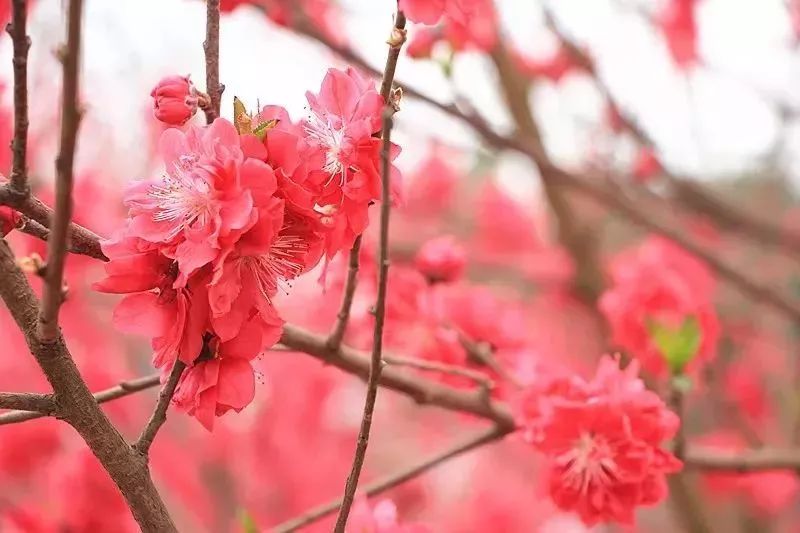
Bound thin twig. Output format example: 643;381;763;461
327;236;363;351
38;0;84;341
0;392;53;413
333;13;407;530
133;360;186;457
459;334;522;389
273;425;507;533
7;0;31;198
203;0;221;123
384;354;494;390
0;373;160;426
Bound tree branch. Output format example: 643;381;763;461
6;0;31;199
0;391;53;413
133;360;185;458
0;238;176;530
327;236;362;351
203;0;221;122
384;354;494;390
0;189;107;260
273;425;507;533
38;0;84;342
0;372;160;426
333;14;407;529
544;9;800;258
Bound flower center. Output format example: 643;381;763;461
557;432;619;495
246;231;309;303
305;111;348;185
149;161;213;239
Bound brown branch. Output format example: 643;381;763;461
0;190;107;260
334;16;407;528
384;354;494;390
203;0;222;122
0;391;53;413
6;0;31;198
293;16;800;324
327;236;362;351
0;373;160;426
489;40;604;305
133;360;185;458
459;334;522;388
0;239;176;530
280;324;515;428
684;447;800;471
38;0;84;341
273;425;508;533
544;10;800;258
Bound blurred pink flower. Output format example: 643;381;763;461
415;235;466;283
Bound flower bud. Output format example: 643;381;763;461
150;75;199;126
415;235;466;284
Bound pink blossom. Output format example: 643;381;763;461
172;324;264;431
303;68;402;256
415;235;466;283
150;75;199;126
658;0;698;69
94;232;209;368
124;118;256;285
399;0;446;25
599;237;719;376
516;356;682;525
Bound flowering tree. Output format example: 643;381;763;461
1;0;800;531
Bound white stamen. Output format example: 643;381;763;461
247;233;309;303
149;162;213;240
305;111;348;185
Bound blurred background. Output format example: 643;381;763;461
1;0;800;531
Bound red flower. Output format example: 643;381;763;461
172;323;263;431
599;237;719;376
401;0;497;52
516;356;682;525
415;235;466;283
124;118;256;285
657;0;698;69
150;75;200;126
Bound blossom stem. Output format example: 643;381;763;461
7;0;31;199
0;373;160;426
203;0;222;123
38;0;84;342
332;10;407;530
273;425;507;533
133;360;186;458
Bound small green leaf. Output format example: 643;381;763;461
252;118;280;140
671;374;693;394
237;509;258;533
646;316;702;374
233;96;252;135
